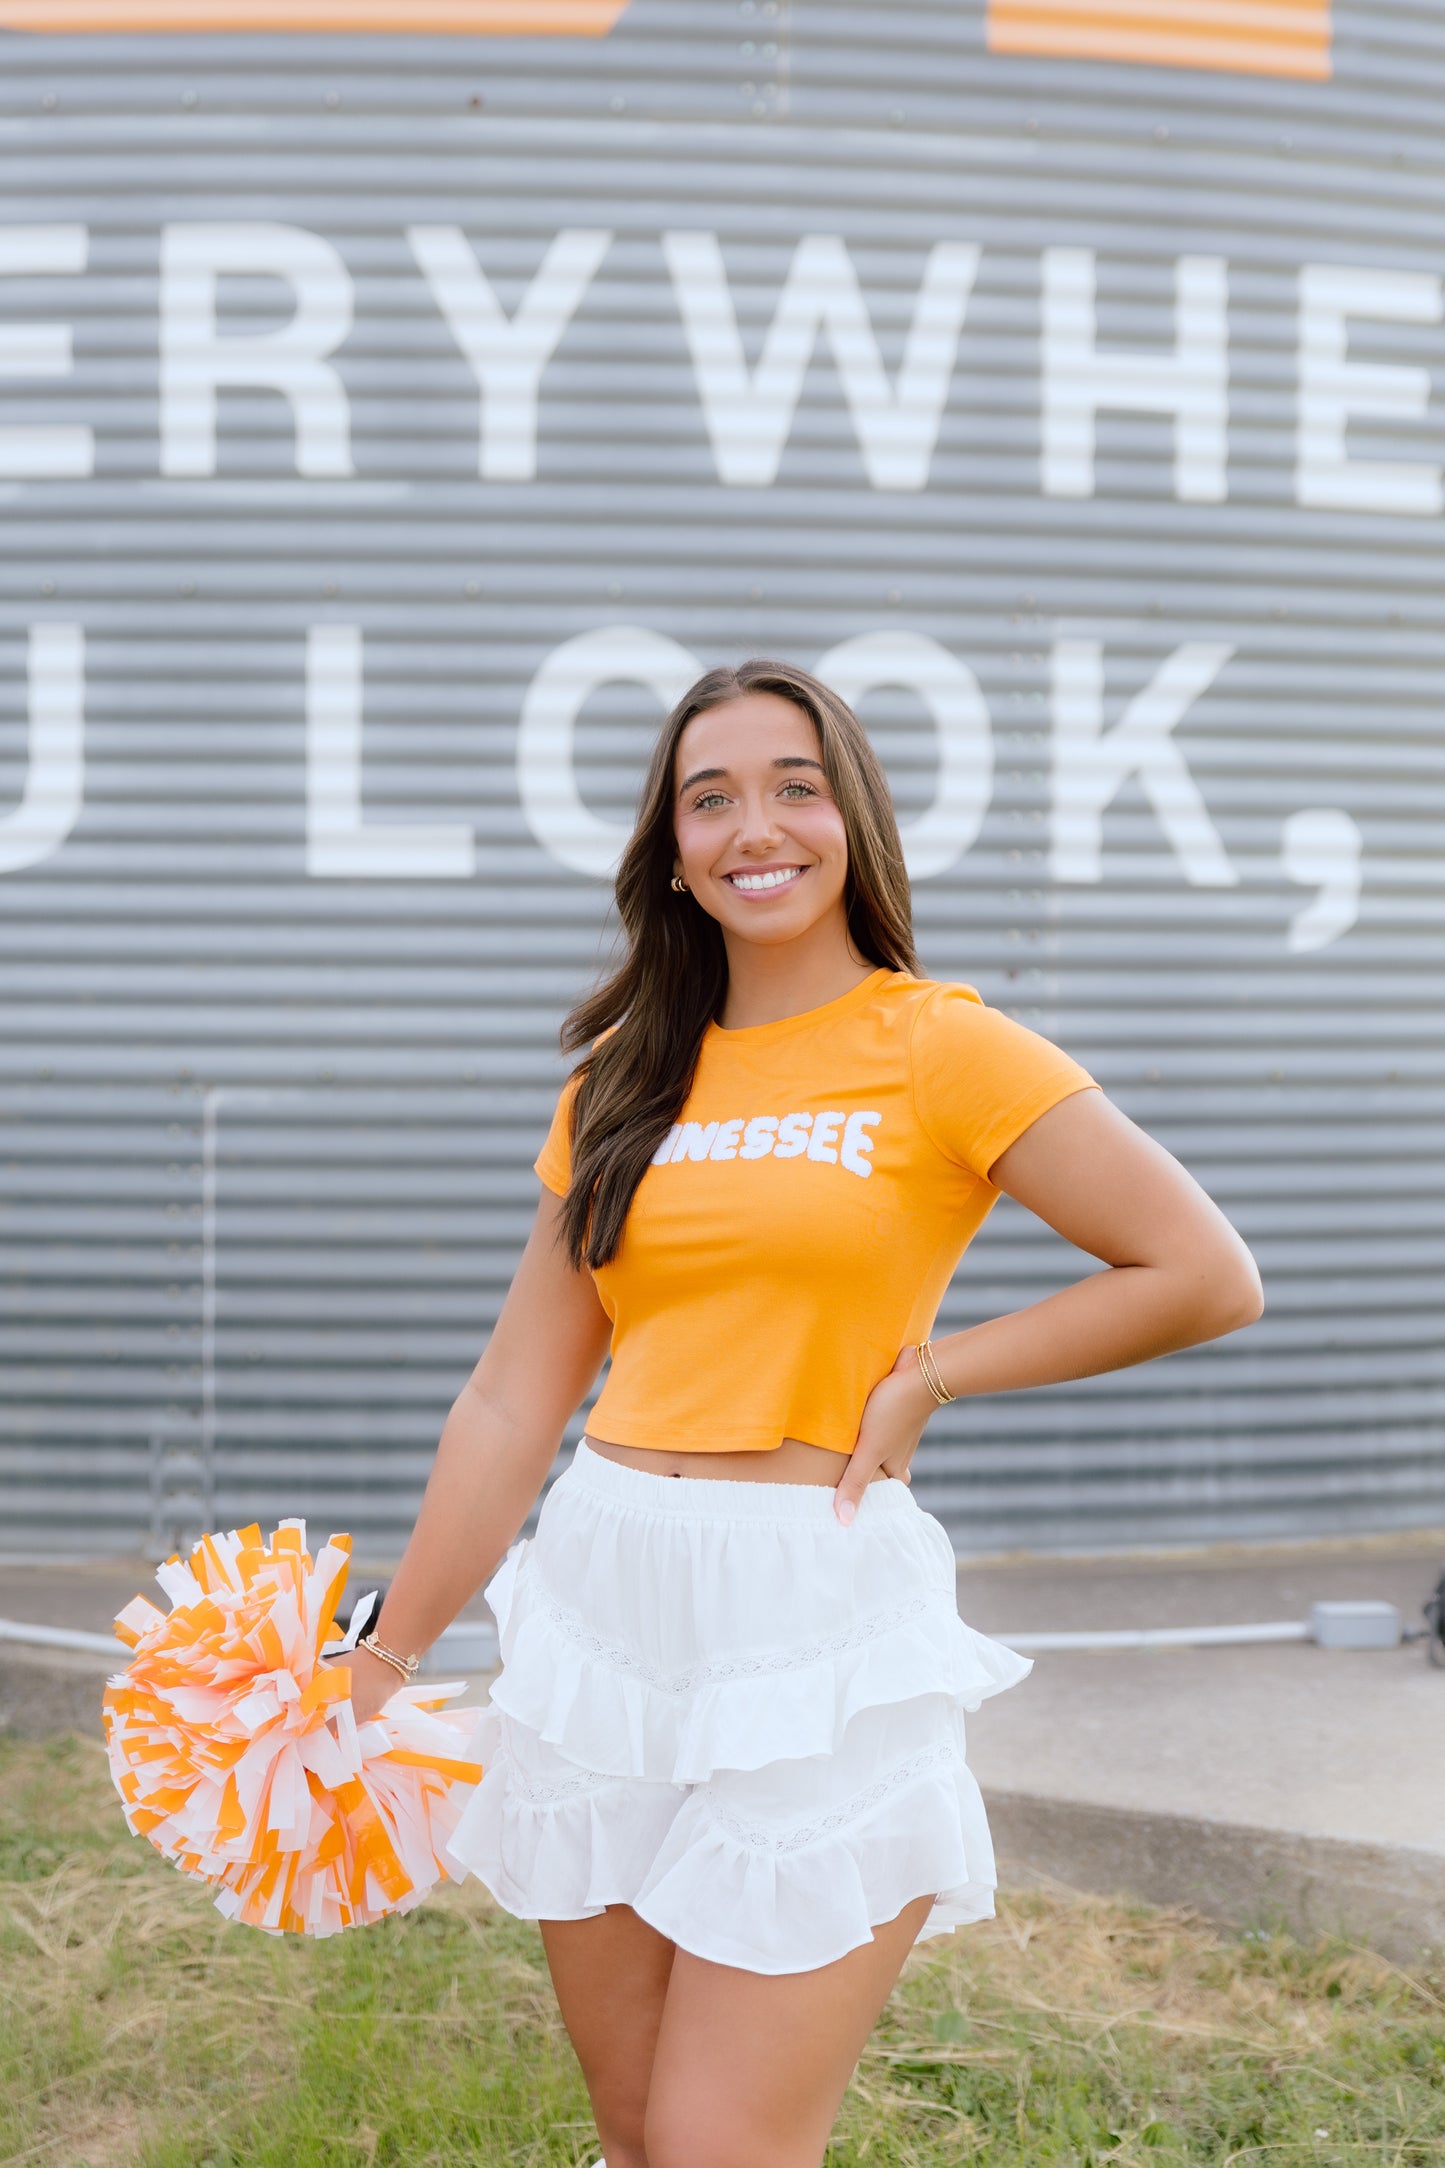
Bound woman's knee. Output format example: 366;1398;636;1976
589;2080;651;2168
645;2097;811;2168
642;2119;724;2168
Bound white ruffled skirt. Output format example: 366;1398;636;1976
445;1439;1031;1976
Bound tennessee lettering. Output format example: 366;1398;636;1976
649;1111;883;1178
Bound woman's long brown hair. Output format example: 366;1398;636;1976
558;657;920;1270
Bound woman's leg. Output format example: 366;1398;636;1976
643;1892;935;2168
540;1906;677;2168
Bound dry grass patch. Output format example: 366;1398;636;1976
853;1891;1445;2165
2;1733;1442;2167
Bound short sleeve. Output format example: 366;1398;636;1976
910;982;1099;1181
534;1070;583;1197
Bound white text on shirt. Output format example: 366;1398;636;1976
649;1111;882;1178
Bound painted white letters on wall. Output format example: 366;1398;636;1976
814;630;994;880
0;227;93;479
0;625;84;873
407;226;613;482
1042;249;1228;502
1050;638;1238;887
160;223;355;478
1295;265;1442;515
663;232;979;490
8;221;1443;526
516;624;701;878
305;625;474;878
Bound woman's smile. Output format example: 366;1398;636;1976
723;863;808;894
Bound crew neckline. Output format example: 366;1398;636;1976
707;966;900;1045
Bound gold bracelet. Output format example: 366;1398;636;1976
358;1632;420;1684
915;1338;956;1407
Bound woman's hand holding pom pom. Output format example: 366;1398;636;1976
337;1641;408;1726
104;1519;483;1936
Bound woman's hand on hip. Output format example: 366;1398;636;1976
832;1350;937;1525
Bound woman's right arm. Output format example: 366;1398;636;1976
341;1185;612;1723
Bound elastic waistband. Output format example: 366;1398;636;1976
564;1437;917;1524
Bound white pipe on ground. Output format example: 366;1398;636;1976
0;1614;500;1667
0;1606;1403;1662
0;1617;125;1656
995;1621;1309;1653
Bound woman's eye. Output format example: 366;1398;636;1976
779;780;817;799
693;790;727;811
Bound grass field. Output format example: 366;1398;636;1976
3;1732;1443;2168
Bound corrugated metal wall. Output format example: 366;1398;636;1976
3;0;1444;1559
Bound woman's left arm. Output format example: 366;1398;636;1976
833;1089;1264;1520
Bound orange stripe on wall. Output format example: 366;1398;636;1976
987;0;1331;79
0;0;628;29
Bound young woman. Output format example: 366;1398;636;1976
342;658;1263;2168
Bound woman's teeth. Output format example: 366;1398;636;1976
727;867;803;892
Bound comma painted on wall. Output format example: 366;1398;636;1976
986;0;1331;80
0;0;628;29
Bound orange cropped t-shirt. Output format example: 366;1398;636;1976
535;968;1098;1457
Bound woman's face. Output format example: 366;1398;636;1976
672;693;851;948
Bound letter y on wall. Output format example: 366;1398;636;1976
407;226;612;481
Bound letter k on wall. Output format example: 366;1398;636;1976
986;0;1331;80
0;1;627;29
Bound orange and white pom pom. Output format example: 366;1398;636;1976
103;1519;482;1937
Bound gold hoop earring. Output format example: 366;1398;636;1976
670;875;688;893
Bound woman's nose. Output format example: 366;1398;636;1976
732;792;783;849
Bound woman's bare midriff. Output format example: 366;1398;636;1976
583;1433;887;1486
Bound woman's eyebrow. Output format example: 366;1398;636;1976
677;755;825;795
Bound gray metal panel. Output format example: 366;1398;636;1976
2;0;1443;1557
